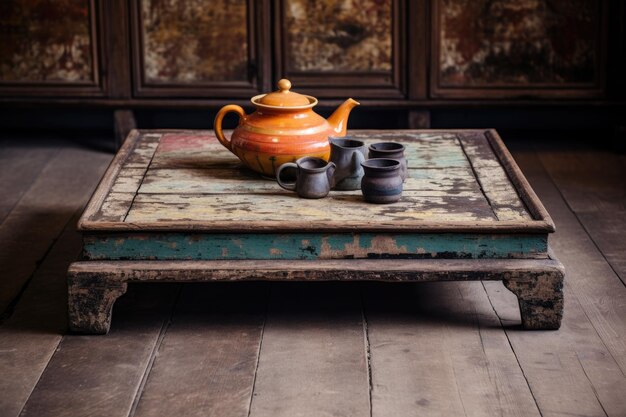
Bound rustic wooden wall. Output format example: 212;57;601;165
0;0;623;125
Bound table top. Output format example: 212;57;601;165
79;129;553;234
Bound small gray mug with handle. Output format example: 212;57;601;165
276;157;336;199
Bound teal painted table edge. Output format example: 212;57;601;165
68;129;564;334
83;232;548;261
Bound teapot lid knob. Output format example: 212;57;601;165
278;79;291;93
255;78;312;107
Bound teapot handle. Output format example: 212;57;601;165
214;105;246;151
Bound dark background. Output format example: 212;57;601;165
0;0;624;147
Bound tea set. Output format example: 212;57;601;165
215;79;406;204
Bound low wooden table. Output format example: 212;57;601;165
69;129;564;334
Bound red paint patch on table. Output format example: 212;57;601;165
157;134;216;154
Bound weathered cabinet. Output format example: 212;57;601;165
431;0;608;98
130;0;270;98
0;0;106;97
274;0;406;98
0;0;624;108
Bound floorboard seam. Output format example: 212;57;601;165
576;353;610;417
563;280;626;379
15;337;64;417
127;284;183;417
531;149;626;378
0;147;61;228
456;133;501;221
246;283;271;417
123;138;160;223
360;287;373;417
565;213;625;287
480;281;544;417
534;148;626;289
0;207;82;324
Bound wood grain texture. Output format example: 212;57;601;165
485;130;555;230
79;129;549;233
133;283;266;417
536;145;626;213
511;149;626;379
485;278;626;417
576;211;626;284
114;109;136;149
20;285;177;417
6;133;626;417
68;258;564;283
0;142;59;225
458;131;531;221
536;145;626;284
248;282;370;417
365;281;541;417
125;193;497;223
0;145;111;314
139;167;481;196
66;256;564;332
0;211;83;417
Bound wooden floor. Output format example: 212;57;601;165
0;132;625;417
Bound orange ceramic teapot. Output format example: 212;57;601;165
214;79;359;177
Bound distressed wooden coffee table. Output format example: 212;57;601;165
69;129;563;334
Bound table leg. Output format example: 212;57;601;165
503;269;564;330
67;272;127;334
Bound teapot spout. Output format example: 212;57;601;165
327;98;360;136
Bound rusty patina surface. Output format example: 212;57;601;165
284;0;392;72
140;0;248;82
0;0;94;82
439;0;600;86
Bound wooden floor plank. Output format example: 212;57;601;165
0;142;59;225
514;149;626;373
535;146;626;214
0;139;111;416
484;280;626;417
493;147;626;417
0;210;83;417
19;284;178;417
133;282;267;417
365;281;540;417
1;133;625;417
248;282;370;417
535;147;626;285
576;211;626;284
0;146;112;314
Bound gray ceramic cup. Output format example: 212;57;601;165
361;158;403;204
329;137;367;190
276;157;336;199
368;142;407;181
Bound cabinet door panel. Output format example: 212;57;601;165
132;0;268;97
0;0;104;96
432;0;607;98
276;0;405;98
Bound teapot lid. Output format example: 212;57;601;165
257;79;312;107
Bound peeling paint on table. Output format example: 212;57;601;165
83;232;548;261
